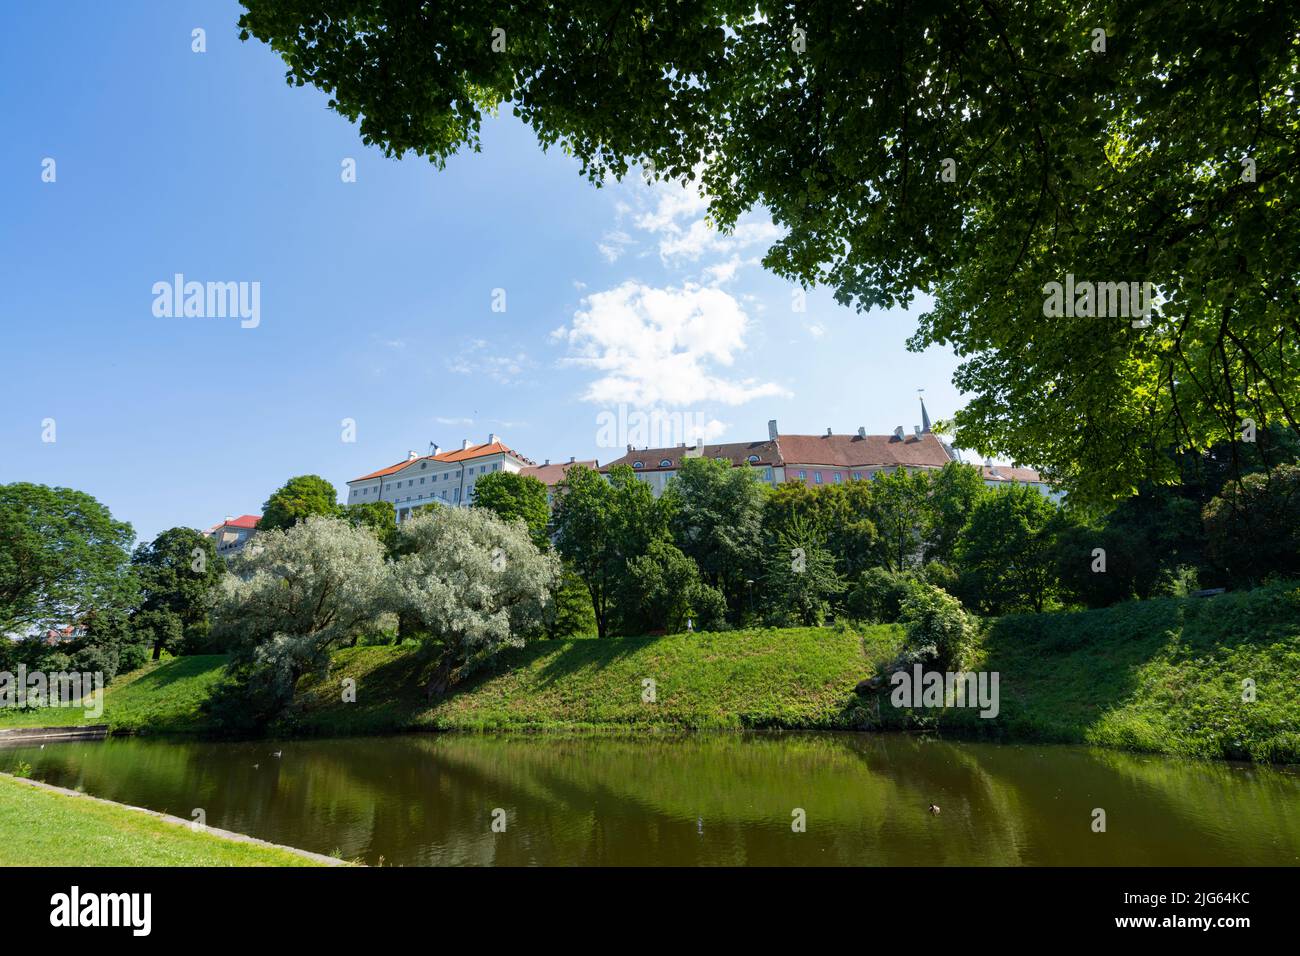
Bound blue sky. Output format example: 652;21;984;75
0;0;964;545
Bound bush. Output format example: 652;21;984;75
845;567;927;624
898;584;977;671
688;582;729;632
1204;463;1300;587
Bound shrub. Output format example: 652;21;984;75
845;567;927;624
688;582;729;632
898;584;977;671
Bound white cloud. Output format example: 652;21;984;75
597;229;635;263
554;281;790;407
607;178;782;274
447;340;536;385
435;416;474;425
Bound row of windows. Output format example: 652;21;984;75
631;454;763;469
351;462;502;497
796;470;869;483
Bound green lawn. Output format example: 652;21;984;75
0;655;228;732
0;774;326;866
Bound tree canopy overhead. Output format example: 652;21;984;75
239;1;1300;504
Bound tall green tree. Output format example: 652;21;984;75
238;1;1300;504
261;475;342;531
764;480;879;579
924;462;990;565
551;466;614;638
0;483;135;635
552;464;672;637
345;500;399;555
955;485;1064;614
759;515;845;627
868;469;931;573
471;470;551;546
621;538;709;634
664;457;766;618
131;527;224;658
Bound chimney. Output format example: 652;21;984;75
856;426;866;438
544;459;550;466
407;450;418;460
984;457;993;467
569;456;576;463
768;419;779;440
893;426;905;441
678;441;686;447
825;427;832;437
462;438;471;451
488;432;498;445
627;443;633;452
914;425;922;437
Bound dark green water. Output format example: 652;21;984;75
2;733;1297;865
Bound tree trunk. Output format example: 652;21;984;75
423;657;455;701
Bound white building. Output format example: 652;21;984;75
979;462;1063;502
203;514;260;555
347;435;534;522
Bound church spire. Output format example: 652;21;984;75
918;390;932;433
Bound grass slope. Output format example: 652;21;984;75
874;582;1300;763
0;655;228;733
290;625;898;734
0;774;323;866
4;585;1295;763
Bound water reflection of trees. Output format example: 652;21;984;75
7;734;1298;866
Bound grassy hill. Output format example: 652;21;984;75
0;655;227;734
3;583;1297;762
288;625;897;735
872;581;1300;763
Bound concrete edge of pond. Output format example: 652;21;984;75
0;772;357;867
0;726;111;742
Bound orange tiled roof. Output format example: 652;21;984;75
351;441;529;482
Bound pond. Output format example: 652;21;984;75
3;733;1297;865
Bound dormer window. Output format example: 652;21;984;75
747;455;759;463
659;459;673;467
633;461;644;469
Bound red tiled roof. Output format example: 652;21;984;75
520;460;598;487
601;440;780;472
225;515;260;529
980;464;1046;484
599;433;952;473
776;432;952;469
351;441;530;482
